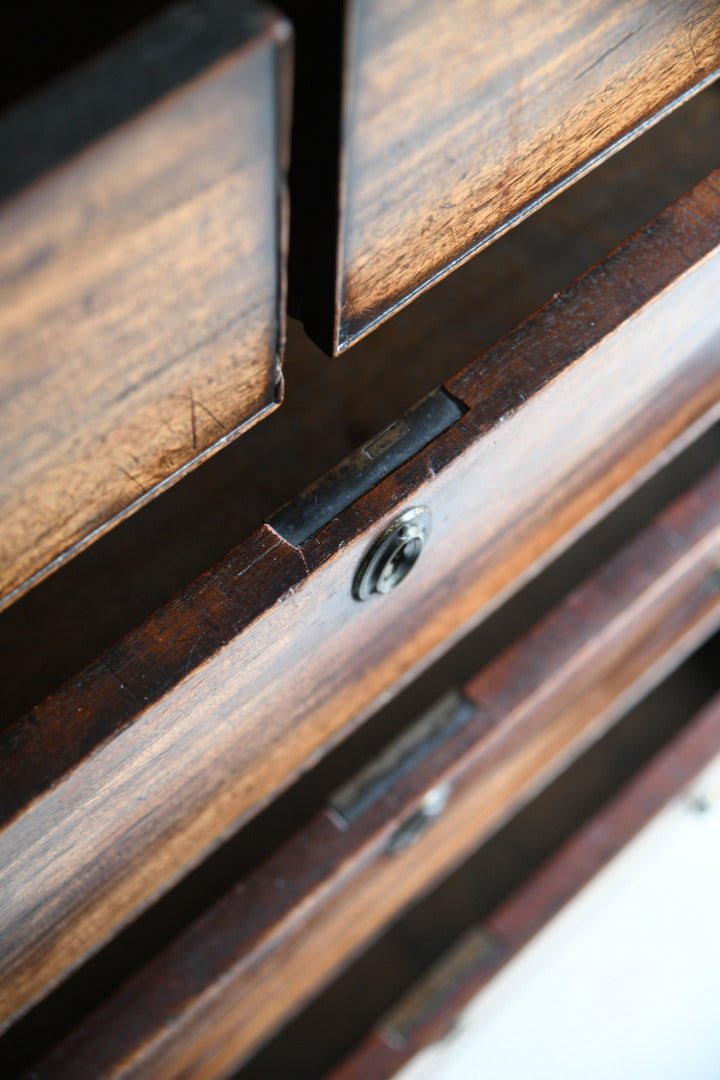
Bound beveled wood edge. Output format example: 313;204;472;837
24;458;720;1079
328;689;720;1080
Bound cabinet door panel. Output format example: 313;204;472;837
285;0;720;352
0;0;291;609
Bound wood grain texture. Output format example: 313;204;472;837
283;0;720;352
0;0;291;610
2;170;720;1031
5;83;719;730
329;690;720;1080
22;460;720;1080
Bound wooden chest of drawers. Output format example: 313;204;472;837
1;2;720;1077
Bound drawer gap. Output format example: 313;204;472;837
269;389;465;547
236;636;720;1080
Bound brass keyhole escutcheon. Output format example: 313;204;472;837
353;507;431;601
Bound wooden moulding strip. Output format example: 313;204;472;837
23;457;720;1080
328;692;720;1080
1;171;720;1030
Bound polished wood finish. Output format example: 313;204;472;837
5;85;719;730
0;0;291;610
2;170;720;1031
283;0;720;352
21;459;720;1079
329;690;720;1080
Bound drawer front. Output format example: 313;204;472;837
0;0;291;610
2;169;720;1031
330;691;720;1080
25;458;720;1080
285;0;720;352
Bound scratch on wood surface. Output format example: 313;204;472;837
183;390;226;448
188;390;198;451
194;397;226;433
687;21;706;76
573;27;641;83
116;465;147;497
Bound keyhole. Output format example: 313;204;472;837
354;508;431;601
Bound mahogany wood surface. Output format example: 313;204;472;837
283;0;720;352
0;0;291;610
2;170;720;1032
4;84;719;730
22;460;720;1080
328;690;720;1080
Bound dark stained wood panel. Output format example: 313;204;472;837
328;690;720;1080
284;0;720;352
22;460;720;1080
2;170;720;1031
0;0;291;610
